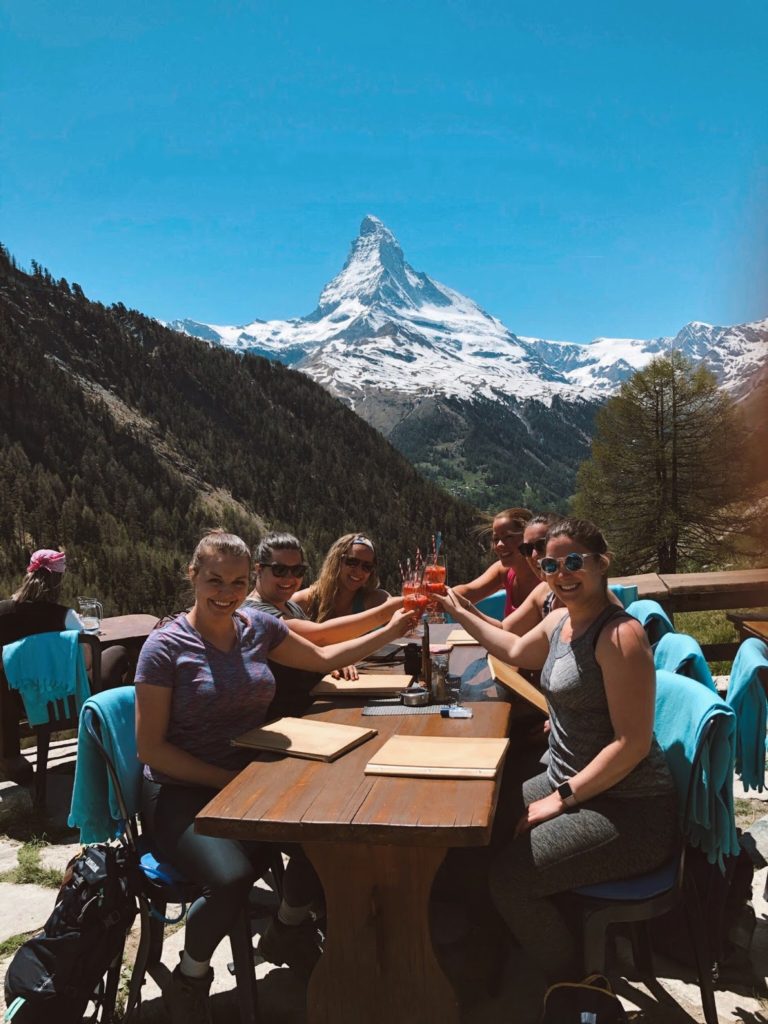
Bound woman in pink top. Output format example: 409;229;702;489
453;508;540;615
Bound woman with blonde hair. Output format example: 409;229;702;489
293;533;389;622
136;529;412;1020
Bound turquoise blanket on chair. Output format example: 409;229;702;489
68;686;141;845
655;669;739;869
726;638;768;794
626;600;675;647
2;630;89;726
654;632;716;691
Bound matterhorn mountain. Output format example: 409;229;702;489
170;216;767;508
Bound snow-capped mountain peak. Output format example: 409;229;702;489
317;214;453;317
168;216;766;407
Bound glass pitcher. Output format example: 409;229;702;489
77;597;103;634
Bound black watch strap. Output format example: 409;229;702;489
557;781;577;808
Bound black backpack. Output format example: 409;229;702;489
540;974;629;1023
4;843;140;1024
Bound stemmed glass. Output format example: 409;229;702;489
424;555;447;623
402;576;428;636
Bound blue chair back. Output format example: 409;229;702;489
608;583;639;609
655;670;738;867
726;638;768;793
69;687;142;845
626;599;675;648
654;633;716;691
475;589;506;621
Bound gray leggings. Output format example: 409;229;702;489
140;780;321;961
489;771;677;980
141;780;267;962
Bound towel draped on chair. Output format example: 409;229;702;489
626;600;676;647
726;638;768;794
654;670;739;869
69;686;140;845
654;633;716;691
2;630;90;726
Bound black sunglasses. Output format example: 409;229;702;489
343;556;376;573
538;552;599;575
518;539;547;558
260;562;308;579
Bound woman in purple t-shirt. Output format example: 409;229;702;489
136;530;412;1023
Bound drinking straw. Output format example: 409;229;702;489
434;531;442;560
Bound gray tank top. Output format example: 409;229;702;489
542;606;673;799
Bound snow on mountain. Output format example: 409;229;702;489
169;216;767;406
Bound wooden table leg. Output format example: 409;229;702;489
305;842;459;1024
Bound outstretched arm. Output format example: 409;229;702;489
285;595;403;644
269;608;414;672
452;561;507;604
435;588;551;670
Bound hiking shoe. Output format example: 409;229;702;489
257;915;322;976
163;961;214;1024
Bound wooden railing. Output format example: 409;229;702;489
611;569;768;659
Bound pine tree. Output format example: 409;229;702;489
574;352;751;573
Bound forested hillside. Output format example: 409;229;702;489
0;249;487;615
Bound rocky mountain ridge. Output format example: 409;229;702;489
170;215;767;409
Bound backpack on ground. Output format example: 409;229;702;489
650;839;755;980
540;973;628;1023
3;842;140;1024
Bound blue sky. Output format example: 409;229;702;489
1;1;766;342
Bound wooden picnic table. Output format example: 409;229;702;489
98;613;159;647
609;572;668;601
658;569;768;614
196;630;510;1024
726;616;768;645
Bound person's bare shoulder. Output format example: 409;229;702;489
291;588;311;611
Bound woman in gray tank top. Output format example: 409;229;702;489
437;517;677;989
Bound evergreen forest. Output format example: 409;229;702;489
0;248;489;616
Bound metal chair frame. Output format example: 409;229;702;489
82;700;275;1024
574;717;719;1024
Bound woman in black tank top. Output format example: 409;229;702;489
436;517;676;989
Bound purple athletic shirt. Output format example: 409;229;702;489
136;606;289;784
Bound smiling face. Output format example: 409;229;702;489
491;515;524;568
256;548;306;607
542;534;607;606
190;552;251;622
338;542;377;593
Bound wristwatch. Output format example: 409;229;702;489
557;780;578;808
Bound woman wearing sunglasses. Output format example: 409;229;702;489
436;518;676;992
455;514;621;638
293;533;390;621
245;532;400;640
453;507;540;616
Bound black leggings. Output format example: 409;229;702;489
141;779;268;962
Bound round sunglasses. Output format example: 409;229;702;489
260;562;308;579
538;552;600;575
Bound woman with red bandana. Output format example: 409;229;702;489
0;549;127;780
